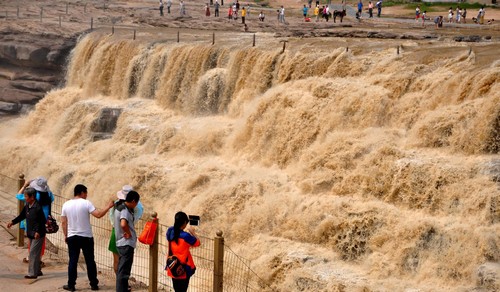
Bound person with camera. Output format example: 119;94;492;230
166;212;200;292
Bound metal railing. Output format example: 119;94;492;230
1;173;265;291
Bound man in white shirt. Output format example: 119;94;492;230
61;184;113;291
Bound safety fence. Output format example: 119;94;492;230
0;174;267;291
0;0;277;48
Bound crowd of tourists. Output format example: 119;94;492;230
6;177;200;292
156;0;494;30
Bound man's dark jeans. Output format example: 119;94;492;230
117;245;135;292
67;236;99;288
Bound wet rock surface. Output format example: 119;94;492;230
0;30;78;113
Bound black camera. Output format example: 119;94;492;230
188;215;200;226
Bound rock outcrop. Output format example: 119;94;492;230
0;29;78;115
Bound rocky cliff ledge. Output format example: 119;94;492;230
0;29;78;115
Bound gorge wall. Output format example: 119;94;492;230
0;30;77;114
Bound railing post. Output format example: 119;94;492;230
17;174;25;247
148;213;158;292
281;40;287;53
213;230;224;292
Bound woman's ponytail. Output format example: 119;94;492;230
173;211;189;243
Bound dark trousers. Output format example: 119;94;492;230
67;236;98;288
160;6;164;16
117;245;135;292
172;277;190;292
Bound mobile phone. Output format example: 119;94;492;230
188;215;200;226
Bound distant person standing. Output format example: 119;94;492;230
368;1;373;18
159;0;164;16
205;4;211;17
214;0;220;17
314;5;320;22
422;10;427;27
232;3;238;20
479;7;485;24
462;8;467;23
114;191;141;292
303;5;309;20
180;0;186;16
376;0;382;17
61;184;114;291
167;0;172;14
415;5;420;22
279;5;285;23
357;0;363;18
241;6;246;24
7;187;46;279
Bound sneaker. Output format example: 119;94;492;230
24;275;37;279
63;285;76;291
90;285;99;291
